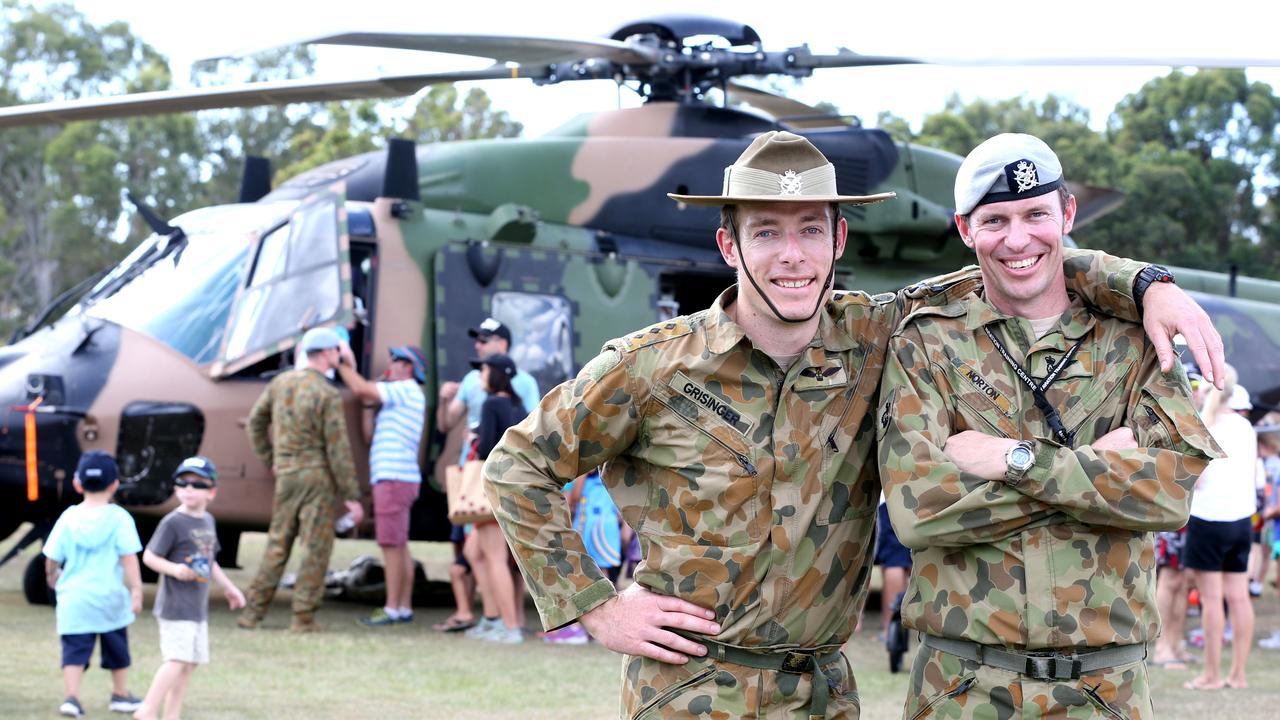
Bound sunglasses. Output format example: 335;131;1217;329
174;479;214;490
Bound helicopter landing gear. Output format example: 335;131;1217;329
886;590;909;673
23;554;54;606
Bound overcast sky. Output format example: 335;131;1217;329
63;0;1280;137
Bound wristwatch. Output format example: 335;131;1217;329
1004;440;1036;484
1133;264;1176;315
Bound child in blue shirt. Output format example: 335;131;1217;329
43;451;144;717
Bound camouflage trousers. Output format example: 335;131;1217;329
620;650;860;719
903;644;1153;720
242;471;338;621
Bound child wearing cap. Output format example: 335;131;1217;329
43;450;144;718
133;457;245;720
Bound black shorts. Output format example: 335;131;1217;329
1183;516;1252;573
874;504;912;569
61;626;131;670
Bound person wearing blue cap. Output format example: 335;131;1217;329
239;326;364;633
335;343;429;626
878;133;1222;718
43;450;144;717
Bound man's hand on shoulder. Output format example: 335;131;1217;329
579;583;720;664
1141;283;1225;389
943;430;1018;481
439;381;460;402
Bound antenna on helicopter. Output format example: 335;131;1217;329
125;192;180;237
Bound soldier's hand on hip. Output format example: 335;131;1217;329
1090;427;1136;452
943;431;1018;481
579;583;720;664
1141;282;1225;389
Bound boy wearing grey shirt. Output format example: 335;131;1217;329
134;457;245;720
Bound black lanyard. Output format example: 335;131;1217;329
983;325;1084;448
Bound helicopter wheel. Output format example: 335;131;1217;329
23;554;55;606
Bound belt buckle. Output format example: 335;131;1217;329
1024;654;1082;681
780;650;813;674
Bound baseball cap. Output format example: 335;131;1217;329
172;455;218;484
300;327;342;352
467;318;512;344
954;133;1065;217
388;345;428;384
76;450;120;492
1229;384;1253;411
470;352;517;379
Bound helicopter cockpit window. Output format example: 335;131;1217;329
212;184;352;377
489;292;574;392
83;233;250;365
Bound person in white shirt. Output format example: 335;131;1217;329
1184;365;1258;690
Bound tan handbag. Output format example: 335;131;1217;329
446;460;494;524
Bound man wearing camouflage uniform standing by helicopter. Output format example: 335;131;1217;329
483;131;1223;718
878;134;1221;719
238;327;364;633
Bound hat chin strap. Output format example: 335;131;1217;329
732;230;834;325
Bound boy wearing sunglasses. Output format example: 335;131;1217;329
133;457;245;720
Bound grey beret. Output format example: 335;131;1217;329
954;133;1064;216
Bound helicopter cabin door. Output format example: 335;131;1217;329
210;183;354;378
433;242;576;400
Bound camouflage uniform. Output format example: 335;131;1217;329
242;368;360;624
486;250;1147;719
877;291;1221;719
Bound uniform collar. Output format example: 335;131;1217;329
963;292;1096;342
705;285;857;355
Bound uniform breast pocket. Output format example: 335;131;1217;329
818;403;878;526
644;386;759;546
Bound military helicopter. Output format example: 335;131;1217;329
1;15;1277;604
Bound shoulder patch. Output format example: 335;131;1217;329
582;348;622;382
904;265;982;303
870;292;896;305
895;301;967;336
611;316;695;353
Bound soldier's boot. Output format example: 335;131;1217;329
290;613;325;634
236;610;263;630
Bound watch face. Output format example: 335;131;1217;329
1010;446;1034;467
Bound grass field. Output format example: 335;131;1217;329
4;527;1280;718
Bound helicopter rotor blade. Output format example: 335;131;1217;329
725;82;848;129
296;31;663;66
0;66;540;128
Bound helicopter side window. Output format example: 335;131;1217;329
249;226;289;288
489;292;574;393
212;187;353;377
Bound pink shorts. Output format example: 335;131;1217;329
372;480;420;547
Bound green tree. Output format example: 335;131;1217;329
403;86;523;144
1085;69;1280;276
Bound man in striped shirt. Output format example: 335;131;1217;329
337;344;429;626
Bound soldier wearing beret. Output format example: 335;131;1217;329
878;133;1223;718
485;131;1221;718
238;327;364;633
